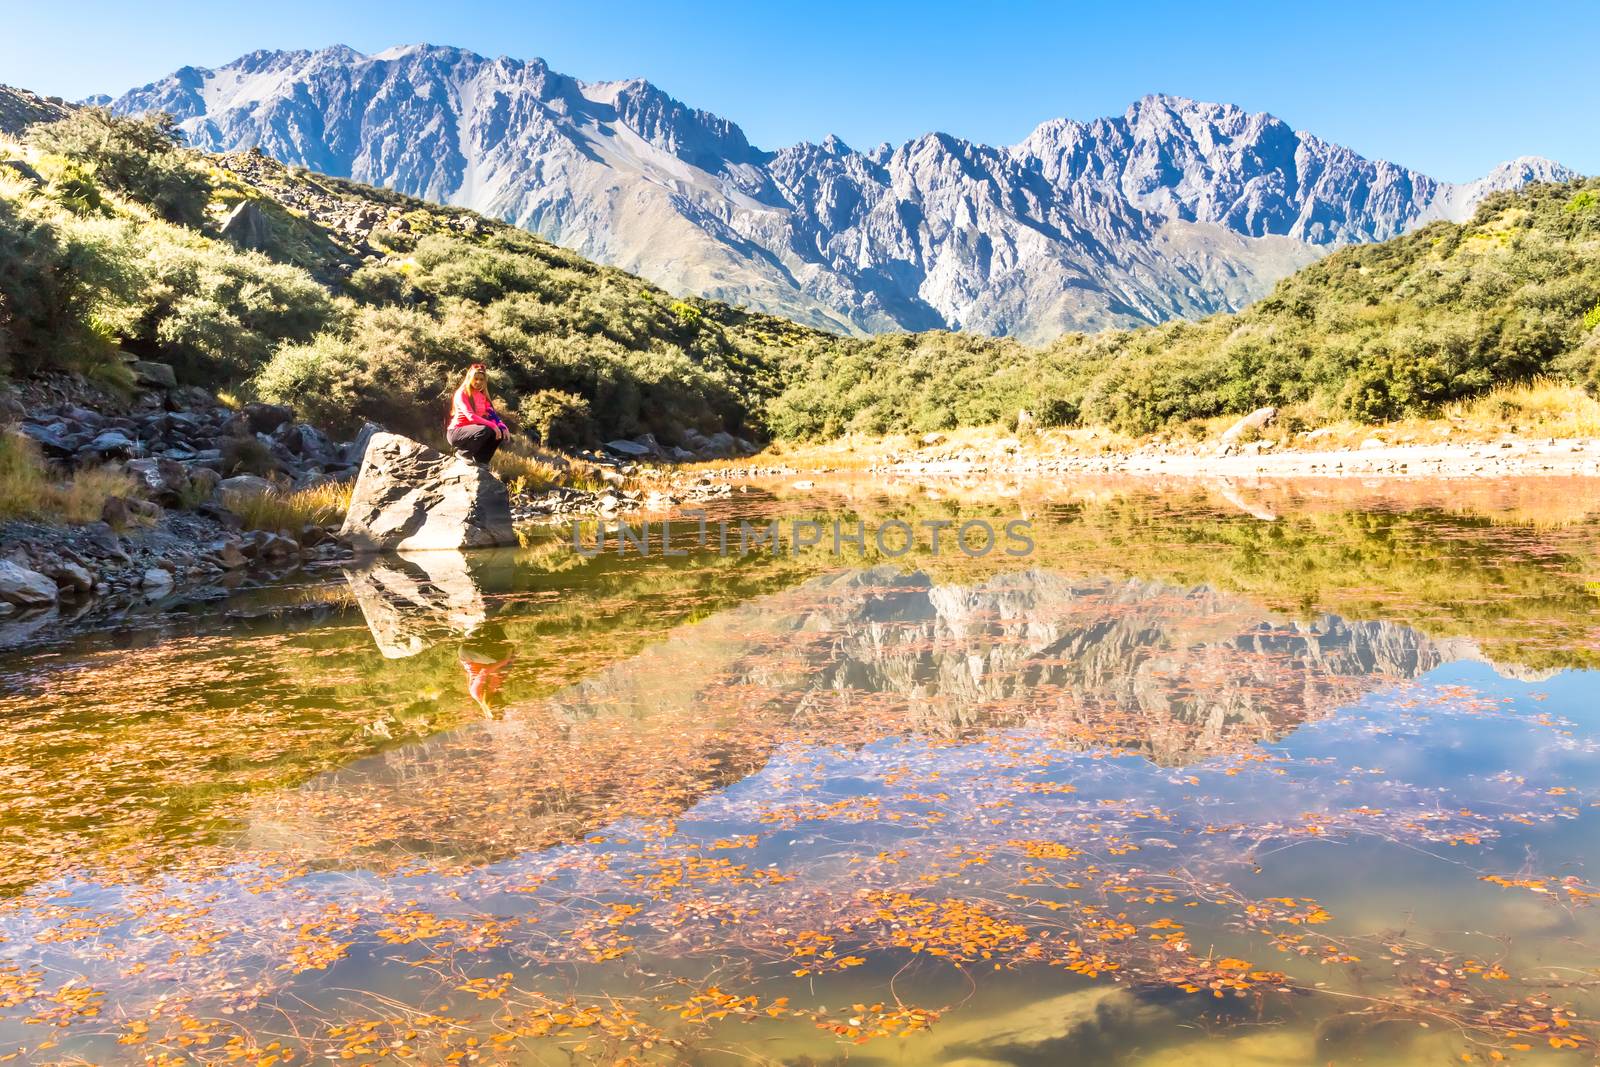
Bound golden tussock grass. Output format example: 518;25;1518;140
230;480;353;532
1443;379;1600;437
1238;382;1600;451
491;442;621;494
0;433;136;525
490;446;568;493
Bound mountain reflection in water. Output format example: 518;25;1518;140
1;481;1598;1066
279;558;1550;869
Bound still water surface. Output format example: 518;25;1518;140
1;477;1599;1064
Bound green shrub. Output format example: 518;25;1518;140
1555;330;1600;396
221;436;277;476
137;236;335;380
47;161;104;215
669;300;703;329
29;110;212;226
410;234;565;304
518;389;593;447
255;304;487;436
0;191;127;374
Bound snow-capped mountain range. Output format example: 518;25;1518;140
109;44;1578;341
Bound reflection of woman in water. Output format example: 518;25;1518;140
459;623;515;719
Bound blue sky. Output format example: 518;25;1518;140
3;0;1595;181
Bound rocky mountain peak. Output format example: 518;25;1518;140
107;44;1580;341
1477;155;1577;188
600;76;767;170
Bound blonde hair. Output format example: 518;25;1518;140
456;365;492;405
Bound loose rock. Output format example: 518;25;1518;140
0;560;58;607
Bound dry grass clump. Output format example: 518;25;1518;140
1173;382;1600;453
490;445;568;495
491;442;621;494
0;433;53;520
229;480;352;532
1443;379;1600;438
51;465;139;524
0;433;136;524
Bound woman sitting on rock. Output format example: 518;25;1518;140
446;363;509;465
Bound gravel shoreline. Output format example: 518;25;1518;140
705;437;1600;482
875;438;1600;480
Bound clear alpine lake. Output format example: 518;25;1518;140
2;475;1599;1065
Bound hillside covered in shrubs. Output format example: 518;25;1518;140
2;108;1598;447
0;109;812;449
768;180;1600;438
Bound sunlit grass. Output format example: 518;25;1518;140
0;433;135;524
490;445;568;494
1222;382;1600;451
0;433;52;520
492;441;624;494
742;383;1600;469
1444;378;1600;437
231;480;352;532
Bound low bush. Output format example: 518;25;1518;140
29;109;212;226
518;389;592;448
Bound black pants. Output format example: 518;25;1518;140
447;424;501;464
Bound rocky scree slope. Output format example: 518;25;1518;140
111;45;1577;342
0;86;74;137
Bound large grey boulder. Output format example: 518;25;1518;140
603;438;654;458
130;360;178;390
124;457;192;505
340;432;515;553
344;421;383;465
0;561;58;608
243;402;294;434
188;467;222;498
41;559;94;597
205;539;248;569
218;199;273;252
83;429;137;460
279;421;334;461
1216;406;1279;455
15;422;73;458
240;530;297;560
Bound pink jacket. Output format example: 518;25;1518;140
448;387;506;432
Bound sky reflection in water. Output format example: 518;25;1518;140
1;478;1599;1065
